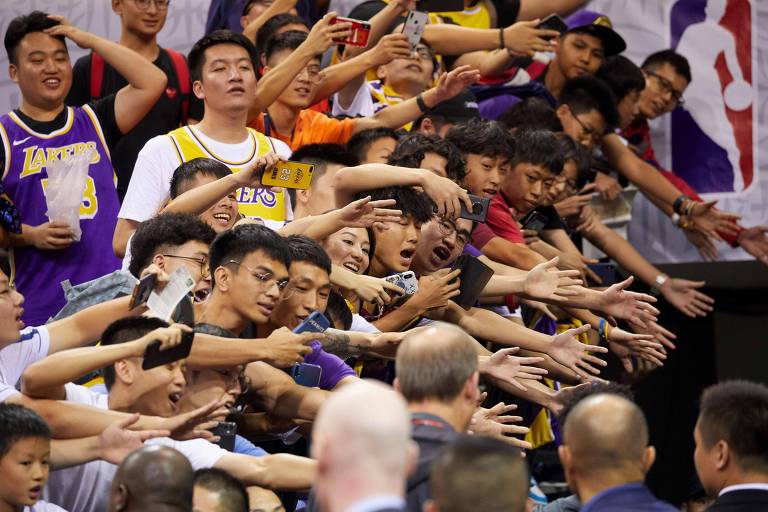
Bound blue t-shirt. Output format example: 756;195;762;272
234;434;268;457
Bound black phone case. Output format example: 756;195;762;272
460;195;490;223
210;422;237;451
142;297;195;370
417;0;464;11
129;273;157;310
451;254;495;310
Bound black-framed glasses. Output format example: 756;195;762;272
132;0;171;10
296;64;322;83
571;112;601;146
436;218;470;246
645;70;685;106
227;260;290;293
162;254;210;279
411;45;434;61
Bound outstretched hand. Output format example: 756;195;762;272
548;324;608;381
98;413;170;465
596;276;659;326
469;402;531;450
338;196;402;228
738;225;768;267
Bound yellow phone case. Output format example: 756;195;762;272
261;161;315;189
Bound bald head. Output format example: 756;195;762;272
109;445;194;512
563;394;649;474
395;322;478;403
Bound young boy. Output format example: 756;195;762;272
0;403;64;512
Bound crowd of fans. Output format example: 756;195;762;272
1;0;767;511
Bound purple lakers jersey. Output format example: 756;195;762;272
0;106;121;325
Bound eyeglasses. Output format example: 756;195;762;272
645;70;685;107
436;218;470;246
571;112;601;146
296;64;322;83
411;46;434;61
556;174;578;193
213;367;247;388
227;260;290;293
162;254;210;279
131;0;171;10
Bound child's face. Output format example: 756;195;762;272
462;154;505;198
370;215;422;276
555;32;605;80
0;437;50;508
617;89;641;129
500;162;557;215
0;270;25;348
543;159;579;206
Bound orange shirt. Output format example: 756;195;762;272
250;109;357;151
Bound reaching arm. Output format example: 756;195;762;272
215;452;316;490
242;0;298;44
45;16;166;134
245;362;330;421
479;235;548;270
453;48;518;77
517;0;590;20
422;20;558;56
278;196;400;240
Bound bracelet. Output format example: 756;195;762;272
654;273;669;289
416;93;429;113
670;213;681;227
499;27;505;50
673;195;689;215
598;318;609;343
683;200;696;217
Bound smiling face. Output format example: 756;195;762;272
184;174;239;233
9;31;72;112
268;50;321;110
0;271;25;347
462;154;504;198
153;240;212;303
271;261;331;330
0;437;50;508
370;216;422;276
322;227;370;275
113;0;168;39
637;63;688;120
500;162;557;215
193;43;257;115
555;32;605;80
413;217;471;275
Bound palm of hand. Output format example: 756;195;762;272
524;267;558;299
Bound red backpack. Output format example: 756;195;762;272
89;48;191;124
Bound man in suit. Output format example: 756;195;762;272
694;380;768;511
311;380;417;512
558;393;677;511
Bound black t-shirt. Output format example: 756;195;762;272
492;0;521;27
0;94;121;178
66;48;203;200
535;204;567;231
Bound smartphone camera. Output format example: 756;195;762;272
459;195;490;223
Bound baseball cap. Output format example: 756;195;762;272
563;10;626;56
427;89;480;121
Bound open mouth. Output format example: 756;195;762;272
482;188;498;197
400;248;415;262
294;86;311;95
227;86;245;94
28;485;42;499
43;77;61;88
212;212;232;226
257;301;275;316
342;261;360;273
14;309;24;328
433;246;451;261
168;392;182;410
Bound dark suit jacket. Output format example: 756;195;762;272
405;413;459;512
580;482;678;511
708;489;768;511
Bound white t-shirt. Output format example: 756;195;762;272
26;502;67;512
349;313;380;333
0;326;50;403
331;82;375;118
44;384;227;512
118;126;293;231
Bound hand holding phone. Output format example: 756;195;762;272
451;254;494;309
142;297;195;370
536;14;568;37
383;271;419;296
210;421;237;451
330;17;372;47
260;160;316;189
291;362;323;387
130;273;157;310
521;210;549;233
459;194;490;223
402;10;428;49
292;311;331;334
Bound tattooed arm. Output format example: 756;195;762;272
321;329;407;359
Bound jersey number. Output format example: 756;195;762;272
40;177;99;219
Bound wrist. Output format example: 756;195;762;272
653;273;670;295
421;87;441;108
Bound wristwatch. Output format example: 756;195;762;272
651;273;669;296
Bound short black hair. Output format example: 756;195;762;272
286;234;332;275
4;11;64;66
444;119;512;160
363;186;435;225
288;143;359;204
642;49;692;84
188;30;257;83
556;381;634;425
559;75;620;132
256;13;308;55
388;133;467;183
346;127;400;163
264;29;314;64
208;224;290;286
510;129;565;175
0;403;51;459
194;468;248;512
325;289;353;330
597;55;646;102
557;133;593;188
169;158;232;199
101;317;170;389
242;0;263;16
498;97;564;133
698;380;768;472
129;213;216;278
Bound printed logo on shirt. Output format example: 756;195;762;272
12;136;31;146
165;87;178;100
20;142;100;178
237;187;278;208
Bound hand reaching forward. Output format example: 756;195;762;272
345;272;403;305
548;324;608;380
420;171;472;219
483;347;548;391
231;152;281;188
523;257;583;300
98;413;170;465
502;20;559;56
469;402;531;450
161;398;228;441
595;276;659;326
738;225;768;267
304;12;352;55
629;318;677;351
432;65;481;104
689;200;741;240
339;196;402;228
263;327;316;367
659;277;714;318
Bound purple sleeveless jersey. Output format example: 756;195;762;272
1;106;121;325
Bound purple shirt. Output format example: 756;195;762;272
1;106;121;325
304;341;356;390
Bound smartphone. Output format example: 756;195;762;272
260;161;315;189
402;10;429;49
521;210;549;233
451;254;494;310
330;17;372;47
587;262;617;286
142;297;195;370
537;13;568;37
129;273;157;310
292;311;331;334
291;362;323;387
459;195;490;223
384;271;419;296
417;0;464;11
210;421;237;451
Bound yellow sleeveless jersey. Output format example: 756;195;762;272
167;126;288;222
437;3;492;29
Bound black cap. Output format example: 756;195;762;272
426;89;480;121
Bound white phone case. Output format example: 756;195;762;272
402;10;429;49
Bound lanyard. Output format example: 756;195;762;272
263;111;271;137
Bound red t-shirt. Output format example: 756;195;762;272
485;193;525;243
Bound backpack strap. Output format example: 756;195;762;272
166;48;191;124
89;51;105;100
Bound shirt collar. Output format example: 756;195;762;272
719;483;768;496
345;495;405;512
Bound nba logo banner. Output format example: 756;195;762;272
670;0;756;193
